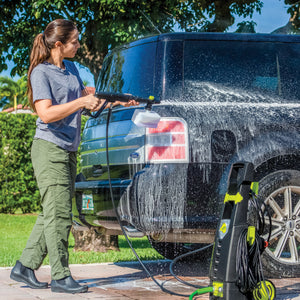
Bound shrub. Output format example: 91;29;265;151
0;113;88;213
0;113;39;213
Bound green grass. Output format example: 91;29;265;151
0;214;163;267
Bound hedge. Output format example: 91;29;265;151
0;113;87;214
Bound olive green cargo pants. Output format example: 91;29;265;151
20;138;77;280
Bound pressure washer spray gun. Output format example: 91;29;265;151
84;92;161;128
190;161;276;300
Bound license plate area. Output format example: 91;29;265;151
82;194;94;211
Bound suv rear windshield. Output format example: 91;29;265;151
96;42;156;100
96;36;300;103
164;40;300;103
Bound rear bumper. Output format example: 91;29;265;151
74;163;224;234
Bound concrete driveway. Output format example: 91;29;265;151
1;260;300;299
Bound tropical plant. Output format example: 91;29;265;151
0;76;29;110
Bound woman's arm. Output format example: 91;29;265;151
35;94;103;123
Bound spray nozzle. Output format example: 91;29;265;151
145;95;155;110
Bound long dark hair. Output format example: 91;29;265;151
27;19;77;111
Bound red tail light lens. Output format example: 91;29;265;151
146;118;189;163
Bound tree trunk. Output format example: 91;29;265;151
71;226;119;252
206;0;235;32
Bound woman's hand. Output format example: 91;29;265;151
114;100;140;107
82;94;102;111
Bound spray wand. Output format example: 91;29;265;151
94;91;156;107
83;92;157;118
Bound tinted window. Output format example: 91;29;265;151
96;42;156;99
162;41;183;99
164;40;300;103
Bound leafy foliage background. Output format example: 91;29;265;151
0;113;88;213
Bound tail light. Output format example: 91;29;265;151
146;118;189;163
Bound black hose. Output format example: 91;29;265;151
249;192;272;243
169;243;213;289
82;100;108;119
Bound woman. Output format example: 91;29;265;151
10;19;137;294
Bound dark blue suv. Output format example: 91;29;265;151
73;32;300;278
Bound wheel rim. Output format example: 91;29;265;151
264;185;300;264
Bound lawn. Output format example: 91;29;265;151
0;214;163;267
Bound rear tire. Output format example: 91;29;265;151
257;169;300;278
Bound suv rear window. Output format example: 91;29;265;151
96;42;156;99
164;40;300;103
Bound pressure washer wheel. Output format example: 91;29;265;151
255;169;300;278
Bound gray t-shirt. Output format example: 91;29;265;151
31;60;85;152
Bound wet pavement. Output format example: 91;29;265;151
1;260;300;299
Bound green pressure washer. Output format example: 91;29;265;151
190;162;275;300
